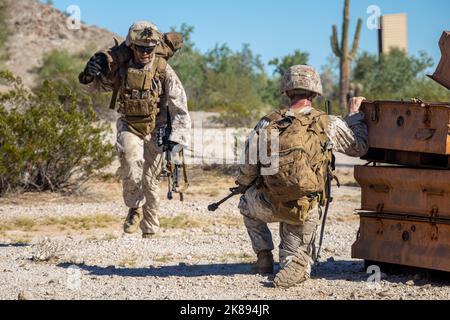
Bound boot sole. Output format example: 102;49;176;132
274;251;310;288
123;223;140;234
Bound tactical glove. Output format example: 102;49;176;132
85;54;108;78
231;182;249;195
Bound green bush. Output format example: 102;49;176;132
352;49;450;101
34;49;113;118
0;71;114;196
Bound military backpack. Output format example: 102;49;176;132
260;107;334;224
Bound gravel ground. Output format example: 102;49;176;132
1;180;450;300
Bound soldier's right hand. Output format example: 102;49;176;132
348;97;366;114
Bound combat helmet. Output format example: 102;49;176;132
281;65;323;97
125;21;162;47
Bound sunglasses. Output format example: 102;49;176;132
135;45;156;54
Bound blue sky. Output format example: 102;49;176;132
46;0;449;73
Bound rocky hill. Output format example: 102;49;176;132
2;0;122;87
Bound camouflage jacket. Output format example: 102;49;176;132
237;106;369;186
81;57;191;147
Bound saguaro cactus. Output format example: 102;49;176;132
331;0;362;114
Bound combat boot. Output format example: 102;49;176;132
274;250;311;288
123;207;143;234
251;250;274;274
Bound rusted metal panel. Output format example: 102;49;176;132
428;31;450;90
355;166;450;218
361;101;450;155
352;213;450;272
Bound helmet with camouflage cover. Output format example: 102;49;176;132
126;21;162;47
281;65;323;97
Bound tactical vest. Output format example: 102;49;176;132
260;108;333;224
113;57;167;138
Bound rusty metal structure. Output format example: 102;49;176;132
353;213;450;272
361;100;450;155
352;31;450;272
355;166;450;218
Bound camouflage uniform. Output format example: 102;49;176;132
237;65;369;286
81;22;191;236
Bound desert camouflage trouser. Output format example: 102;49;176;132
116;119;164;235
238;185;321;269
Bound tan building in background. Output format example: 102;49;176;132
379;13;408;54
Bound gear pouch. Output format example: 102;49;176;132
126;69;152;90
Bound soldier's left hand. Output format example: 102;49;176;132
348;96;366;114
231;182;248;195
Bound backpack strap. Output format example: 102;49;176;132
155;57;167;83
109;64;128;110
109;82;121;110
264;108;288;123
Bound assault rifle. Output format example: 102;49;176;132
208;180;257;212
157;111;189;202
316;100;335;262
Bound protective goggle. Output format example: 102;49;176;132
134;44;156;54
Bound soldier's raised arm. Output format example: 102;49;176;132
78;50;120;93
327;97;369;157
